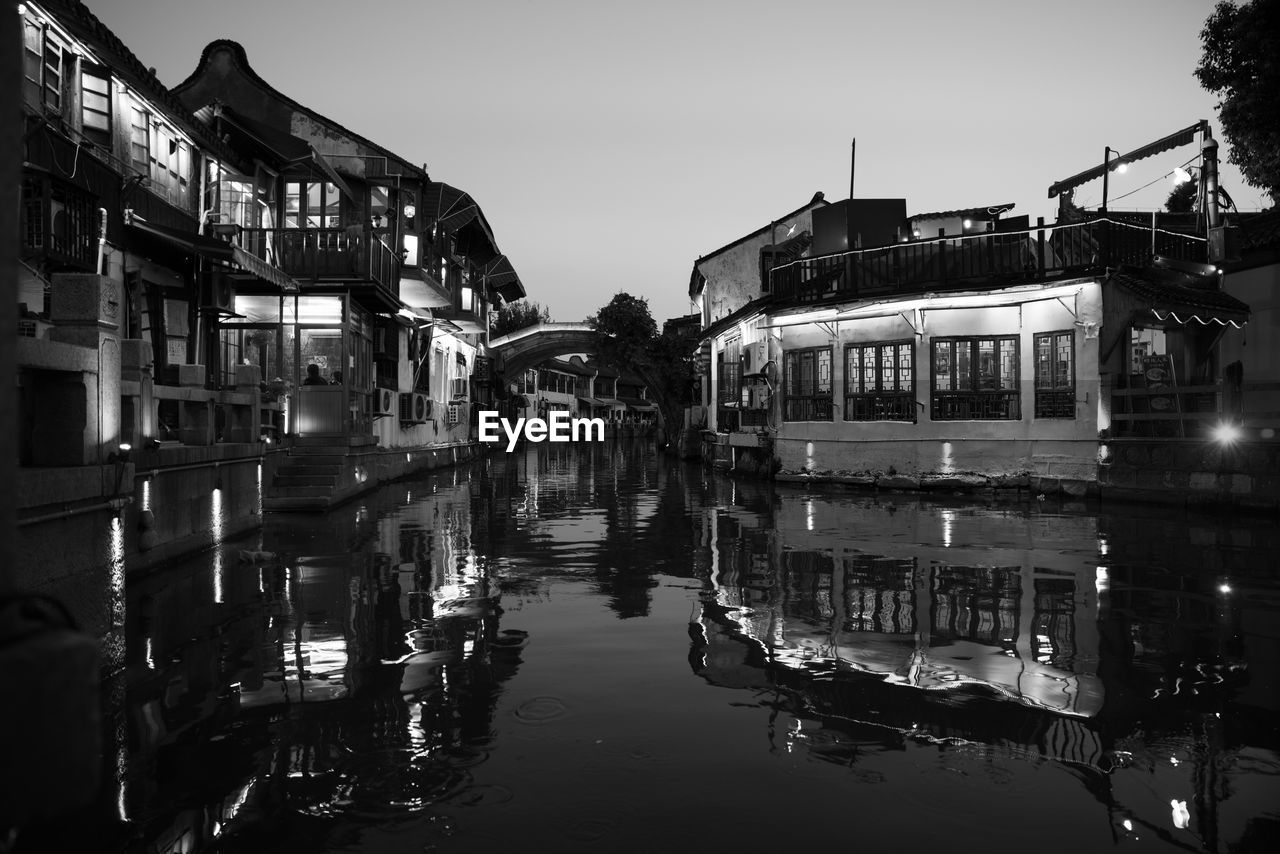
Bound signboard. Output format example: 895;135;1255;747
1140;353;1180;437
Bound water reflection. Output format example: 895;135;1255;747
21;441;1279;853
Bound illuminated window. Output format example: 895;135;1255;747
845;340;915;422
716;336;742;431
283;181;340;229
80;66;112;146
783;346;833;421
1034;330;1075;419
931;336;1020;420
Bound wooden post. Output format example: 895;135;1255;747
1037;217;1046;279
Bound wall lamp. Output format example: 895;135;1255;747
108;442;132;463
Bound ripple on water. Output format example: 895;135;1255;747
512;695;569;725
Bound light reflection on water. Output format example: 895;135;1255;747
31;441;1280;853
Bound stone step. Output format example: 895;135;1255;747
286;449;346;461
276;463;341;476
272;474;337;487
267;485;333;498
263;495;330;511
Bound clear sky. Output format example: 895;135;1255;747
89;0;1256;325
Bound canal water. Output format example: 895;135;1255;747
30;441;1280;852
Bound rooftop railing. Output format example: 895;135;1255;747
769;217;1208;304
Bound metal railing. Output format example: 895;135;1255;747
769;217;1207;303
845;393;917;422
240;227;400;295
930;391;1021;421
784;396;834;422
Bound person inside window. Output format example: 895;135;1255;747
331;370;343;386
303;363;327;385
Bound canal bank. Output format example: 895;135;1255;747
703;431;1280;514
14;438;492;655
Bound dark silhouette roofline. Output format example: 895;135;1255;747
695;192;828;266
174;39;425;180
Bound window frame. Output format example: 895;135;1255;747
1033;329;1075;419
844;339;916;422
930;335;1021;421
79;62;112;147
782;345;834;422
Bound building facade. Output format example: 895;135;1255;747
692;142;1253;493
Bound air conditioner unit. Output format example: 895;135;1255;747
398;392;418;423
446;401;464;426
450;377;469;400
750;342;768;371
413;392;430;422
748;385;770;410
374;386;397;416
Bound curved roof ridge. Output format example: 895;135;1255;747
173;39;426;180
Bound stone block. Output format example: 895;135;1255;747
233;365;259;389
120;339;152;375
877;475;920;491
178;364;206;387
49;273;118;328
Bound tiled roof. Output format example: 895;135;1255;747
174;40;424;179
1109;270;1250;316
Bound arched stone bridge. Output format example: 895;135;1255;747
489;323;603;378
489;323;671;429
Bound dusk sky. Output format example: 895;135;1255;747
91;0;1256;325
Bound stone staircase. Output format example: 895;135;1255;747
265;444;346;511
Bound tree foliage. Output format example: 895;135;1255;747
1166;181;1197;213
1196;0;1280;202
587;293;694;438
491;300;551;338
587;293;658;368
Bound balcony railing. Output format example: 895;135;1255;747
239;227;399;296
769;217;1208;304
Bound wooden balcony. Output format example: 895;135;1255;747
239;227;400;296
769;217;1208;304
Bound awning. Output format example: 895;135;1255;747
1048;121;1208;199
620;397;657;411
423;182;499;262
484;254;526;302
596;398;626;408
126;213;300;293
231;246;298;293
577;396;607;407
126;215;233;261
1110;271;1250;327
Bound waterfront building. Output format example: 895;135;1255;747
13;2;533;605
174;40;524;508
691;130;1260;496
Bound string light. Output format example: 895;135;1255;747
1151;308;1245;328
